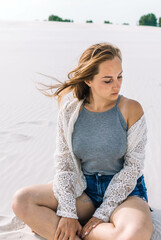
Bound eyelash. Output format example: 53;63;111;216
104;76;122;84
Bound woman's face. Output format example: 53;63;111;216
85;56;123;101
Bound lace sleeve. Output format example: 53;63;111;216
93;114;148;222
52;107;78;219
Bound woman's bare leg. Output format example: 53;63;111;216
84;196;153;240
12;183;96;240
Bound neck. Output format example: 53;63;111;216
85;94;119;112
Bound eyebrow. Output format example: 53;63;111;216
102;70;123;78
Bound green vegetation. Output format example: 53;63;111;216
159;17;161;27
86;20;93;23
47;13;161;27
139;13;157;26
104;20;112;24
48;15;73;22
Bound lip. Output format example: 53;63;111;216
112;92;119;95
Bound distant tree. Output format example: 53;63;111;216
63;19;74;22
159;17;161;27
48;15;73;22
104;20;112;24
122;23;129;25
48;15;63;22
139;13;157;26
86;20;93;23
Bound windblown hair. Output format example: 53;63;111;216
36;42;122;106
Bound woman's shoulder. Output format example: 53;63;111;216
59;96;84;115
121;96;144;130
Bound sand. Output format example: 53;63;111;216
0;20;161;239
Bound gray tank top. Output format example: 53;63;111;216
72;94;128;175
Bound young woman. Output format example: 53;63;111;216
12;42;153;240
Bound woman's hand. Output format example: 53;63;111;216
54;217;82;240
80;216;104;239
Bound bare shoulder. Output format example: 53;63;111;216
124;97;144;129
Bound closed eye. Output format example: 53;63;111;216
104;76;122;84
104;80;111;84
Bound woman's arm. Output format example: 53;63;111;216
93;101;148;222
52;104;79;219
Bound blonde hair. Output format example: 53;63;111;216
36;42;122;107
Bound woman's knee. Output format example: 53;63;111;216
116;224;152;240
12;187;34;218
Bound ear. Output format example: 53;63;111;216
84;80;91;87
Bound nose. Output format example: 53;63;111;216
113;79;120;89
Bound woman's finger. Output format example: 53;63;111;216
81;226;88;238
57;231;64;240
61;232;69;240
54;228;61;240
68;232;76;240
81;219;103;238
81;224;91;238
77;228;82;237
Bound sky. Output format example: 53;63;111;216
0;0;161;25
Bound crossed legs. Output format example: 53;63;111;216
12;183;153;240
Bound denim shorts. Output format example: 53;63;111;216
84;173;152;211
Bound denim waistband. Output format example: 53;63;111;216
84;173;115;181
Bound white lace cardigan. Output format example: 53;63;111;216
51;96;148;222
